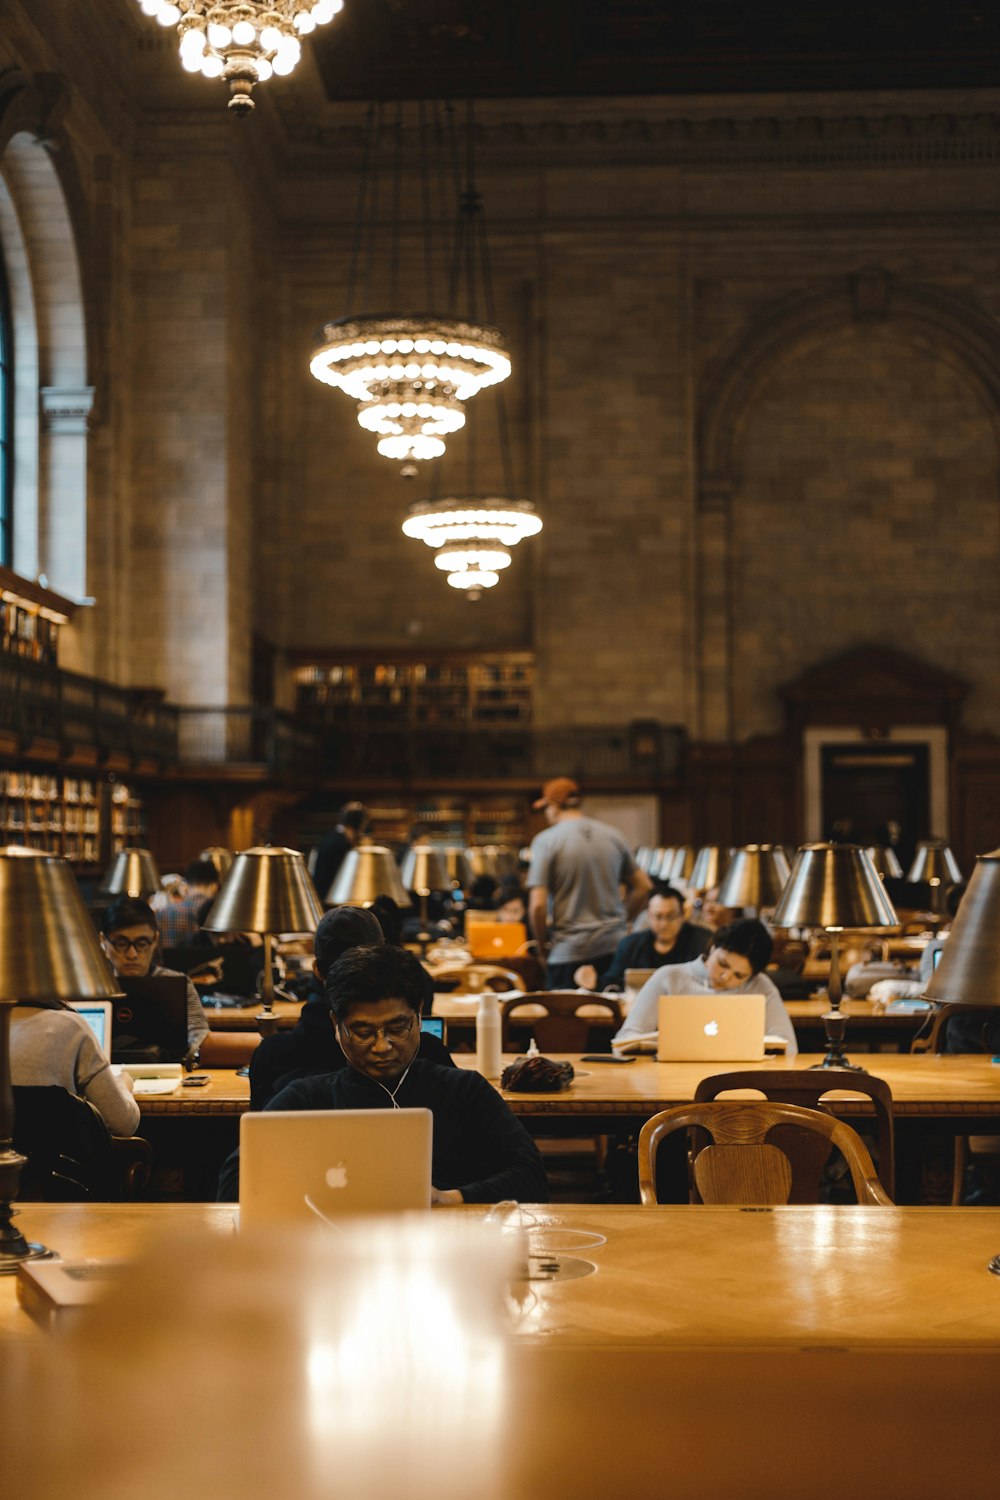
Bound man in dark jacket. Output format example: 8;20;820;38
220;945;547;1205
248;904;451;1109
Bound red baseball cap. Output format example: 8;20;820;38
533;776;581;810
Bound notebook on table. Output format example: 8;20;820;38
69;1001;114;1058
657;993;767;1063
111;975;189;1064
239;1107;433;1230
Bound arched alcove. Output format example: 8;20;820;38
693;271;1000;742
0;118;91;602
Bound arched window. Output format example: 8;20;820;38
0;238;11;568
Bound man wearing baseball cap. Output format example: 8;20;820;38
527;777;653;989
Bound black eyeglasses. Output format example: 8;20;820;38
340;1016;415;1047
106;936;155;954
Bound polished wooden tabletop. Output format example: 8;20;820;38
5;1203;999;1499
136;1052;1000;1119
5;1201;1000;1351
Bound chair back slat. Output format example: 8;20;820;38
693;1142;793;1205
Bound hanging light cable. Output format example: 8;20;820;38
310;100;512;468
403;104;542;600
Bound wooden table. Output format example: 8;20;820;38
136;1052;1000;1124
203;999;300;1031
4;1203;999;1498
5;1200;1000;1350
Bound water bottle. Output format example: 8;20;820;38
476;989;502;1079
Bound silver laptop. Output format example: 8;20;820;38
70;1000;113;1058
656;993;766;1063
239;1108;434;1230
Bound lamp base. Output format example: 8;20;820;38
0;1239;55;1275
808;1005;868;1074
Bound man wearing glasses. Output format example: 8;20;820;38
101;896;209;1060
573;885;712;992
218;945;548;1205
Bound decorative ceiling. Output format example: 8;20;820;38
310;0;1000;102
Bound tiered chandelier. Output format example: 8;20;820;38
310;101;511;467
310;317;510;463
403;499;542;593
134;1;343;115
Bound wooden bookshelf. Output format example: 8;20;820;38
0;769;145;868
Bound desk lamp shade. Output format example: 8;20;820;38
441;848;471;888
635;847;655;873
866;845;903;881
202;847;324;935
328;845;412;908
690;846;731;893
773;843;898;933
0;847;123;1273
667;846;696;883
771;842;898;1071
465;847;500;881
716;845;791;911
401;845;451;897
906;840;962;887
100;848;162;899
198;847;234;879
923;848;1000;1007
651;847;675;878
483;845;520;880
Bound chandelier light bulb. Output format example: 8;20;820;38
135;0;342;113
402;498;541;595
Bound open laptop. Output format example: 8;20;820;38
111;975;189;1064
69;1000;113;1059
466;919;527;960
656;993;767;1063
239;1108;433;1230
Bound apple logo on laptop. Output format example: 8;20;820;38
704;1020;719;1037
325;1162;348;1190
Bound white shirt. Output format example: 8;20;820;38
614;954;798;1057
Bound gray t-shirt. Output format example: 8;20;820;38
527;815;637;964
615;954;798;1057
11;1004;142;1136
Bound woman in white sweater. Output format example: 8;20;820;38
11;1002;141;1136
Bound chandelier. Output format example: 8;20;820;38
310;316;510;463
134;1;343;115
310;101;511;467
402;499;542;595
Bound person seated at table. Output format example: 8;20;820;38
10;995;141;1137
155;858;220;947
248;904;453;1110
574;885;711;991
494;879;528;925
220;945;548;1204
101;896;209;1062
613;919;798;1056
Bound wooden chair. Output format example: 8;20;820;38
637;1101;893;1207
500;991;623;1052
13;1086;152;1201
693;1068;895;1200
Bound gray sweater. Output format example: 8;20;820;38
11;1005;141;1136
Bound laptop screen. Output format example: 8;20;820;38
70;1001;112;1057
420;1017;445;1040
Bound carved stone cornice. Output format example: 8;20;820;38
269;103;1000;170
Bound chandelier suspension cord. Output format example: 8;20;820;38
445;102;464;317
418;100;435;309
389;100;405;308
361;102;385;314
346;102;378;318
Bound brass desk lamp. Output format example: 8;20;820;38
690;845;732;894
0;846;123;1272
400;844;451;953
907;840;962;918
202;847;323;1036
772;842;898;1071
716;845;791;916
100;847;162;899
328;845;412;909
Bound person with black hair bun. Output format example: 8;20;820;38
614;918;797;1055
